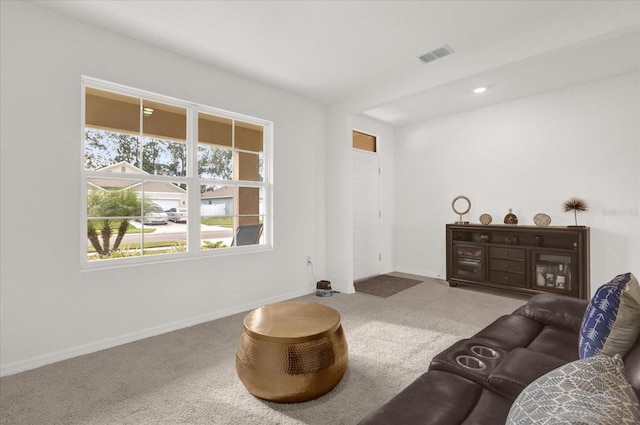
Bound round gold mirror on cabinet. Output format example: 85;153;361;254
452;195;471;224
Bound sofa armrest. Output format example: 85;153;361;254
488;348;567;399
520;293;588;333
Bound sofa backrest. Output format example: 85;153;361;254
623;332;640;399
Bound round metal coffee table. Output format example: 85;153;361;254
236;301;348;403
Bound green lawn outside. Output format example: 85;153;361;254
201;217;233;227
88;220;156;234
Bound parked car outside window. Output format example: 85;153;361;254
166;207;187;223
143;203;169;225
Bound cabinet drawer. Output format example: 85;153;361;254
490;247;526;261
490;270;526;286
490;258;526;273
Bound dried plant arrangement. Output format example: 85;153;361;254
563;197;589;226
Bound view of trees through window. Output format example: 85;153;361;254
83;80;270;265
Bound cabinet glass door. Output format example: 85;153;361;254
452;244;485;281
532;251;576;295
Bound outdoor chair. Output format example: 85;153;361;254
231;223;263;246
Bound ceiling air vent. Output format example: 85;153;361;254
418;45;454;64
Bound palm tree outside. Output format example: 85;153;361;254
87;189;149;257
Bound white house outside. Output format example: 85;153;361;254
87;161;187;210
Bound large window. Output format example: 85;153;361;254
82;77;271;266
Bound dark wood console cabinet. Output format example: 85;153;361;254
446;224;590;300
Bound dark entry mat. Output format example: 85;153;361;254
354;274;423;298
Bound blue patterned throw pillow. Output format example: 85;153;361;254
579;272;640;359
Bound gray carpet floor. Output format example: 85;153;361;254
0;277;527;424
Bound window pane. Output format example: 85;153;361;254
200;214;234;250
201;185;233;213
236;151;263;181
198;113;232;147
235;187;264;246
235;121;263;152
200;185;234;249
141;181;188;213
87;180;143;260
86;87;139;134
199;216;265;249
353;130;377;152
142;137;187;177
139;182;187;256
142;100;186;142
198;145;232;179
87;179;143;219
85;129;140;171
237;187;261;222
199;185;265;249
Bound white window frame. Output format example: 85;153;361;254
81;76;273;269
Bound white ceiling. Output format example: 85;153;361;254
35;0;640;126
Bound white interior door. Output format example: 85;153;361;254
353;150;380;281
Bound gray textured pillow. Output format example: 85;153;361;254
506;354;640;425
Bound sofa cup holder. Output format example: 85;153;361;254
470;345;500;359
456;355;486;370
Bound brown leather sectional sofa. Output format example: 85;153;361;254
358;293;640;424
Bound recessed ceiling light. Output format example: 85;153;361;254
473;87;487;94
143;107;154;116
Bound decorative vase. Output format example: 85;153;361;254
479;213;492;225
534;213;551;227
503;208;518;225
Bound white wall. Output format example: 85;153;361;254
393;73;640;294
323;107;354;293
0;2;325;375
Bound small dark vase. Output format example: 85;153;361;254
504;208;518;225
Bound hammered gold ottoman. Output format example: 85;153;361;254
236;301;348;403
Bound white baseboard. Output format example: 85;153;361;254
331;283;355;294
0;287;314;377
